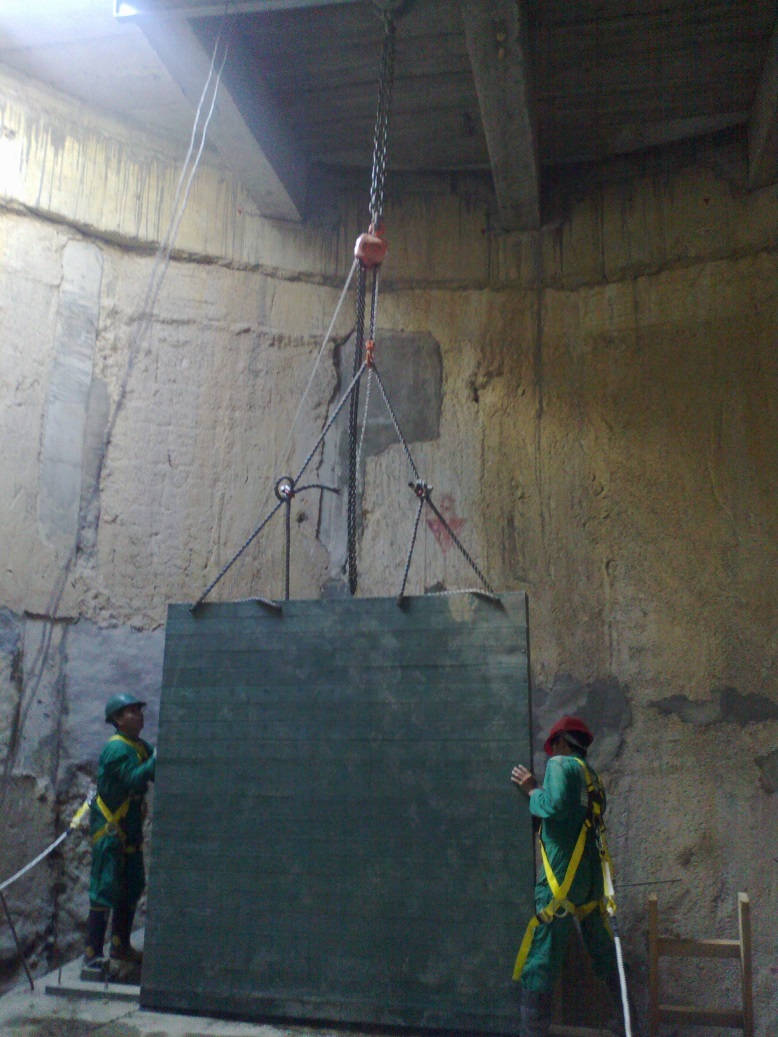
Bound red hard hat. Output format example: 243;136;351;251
544;715;594;756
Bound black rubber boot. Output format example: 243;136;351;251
85;906;108;964
110;901;142;963
519;989;552;1037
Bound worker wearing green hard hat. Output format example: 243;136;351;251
84;692;156;978
103;692;146;724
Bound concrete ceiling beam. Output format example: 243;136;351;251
117;0;363;16
459;0;540;232
749;19;778;189
139;16;307;221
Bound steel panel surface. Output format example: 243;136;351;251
142;593;534;1034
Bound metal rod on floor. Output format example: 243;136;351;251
1;889;34;991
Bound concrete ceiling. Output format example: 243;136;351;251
0;2;201;150
1;0;777;228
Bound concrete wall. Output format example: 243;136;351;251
0;66;776;1033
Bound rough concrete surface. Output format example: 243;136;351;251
0;63;776;1036
0;964;379;1037
0;954;619;1037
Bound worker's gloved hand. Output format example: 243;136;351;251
511;764;538;794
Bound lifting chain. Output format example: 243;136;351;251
347;9;396;596
369;9;396;229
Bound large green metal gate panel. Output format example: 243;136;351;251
142;593;534;1033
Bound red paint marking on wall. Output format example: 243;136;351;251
426;494;465;554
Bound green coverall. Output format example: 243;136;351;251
519;752;618;993
89;733;155;912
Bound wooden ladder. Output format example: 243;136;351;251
647;892;754;1037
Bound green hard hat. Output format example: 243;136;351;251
105;693;146;724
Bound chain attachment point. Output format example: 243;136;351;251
275;476;295;502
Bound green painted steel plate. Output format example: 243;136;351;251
142;593;534;1034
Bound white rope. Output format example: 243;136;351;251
602;858;633;1037
0;832;70;894
223;257;358;597
276;256;358;475
0;22;230;821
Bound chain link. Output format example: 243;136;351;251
397;494;425;602
347;263;368;594
372;362;421;480
192;499;285;609
423;493;497;597
370;11;396;228
355;364;373;475
297;360;367;486
348;12;396;595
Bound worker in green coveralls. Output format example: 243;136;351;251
510;716;624;1037
84;693;156;970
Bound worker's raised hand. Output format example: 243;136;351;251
511;764;537;794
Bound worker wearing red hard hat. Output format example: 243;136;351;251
510;716;623;1037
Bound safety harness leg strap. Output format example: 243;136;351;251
513;819;589;980
513;759;613;982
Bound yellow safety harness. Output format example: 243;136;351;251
91;734;150;854
513;758;615;981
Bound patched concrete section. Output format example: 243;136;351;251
318;331;443;586
756;749;778;794
531;674;631;772
0;608;23;763
37;241;103;551
61;620;164;780
650;687;778;727
342;331;443;458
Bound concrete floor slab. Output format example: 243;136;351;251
0;937;617;1037
0;957;365;1037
